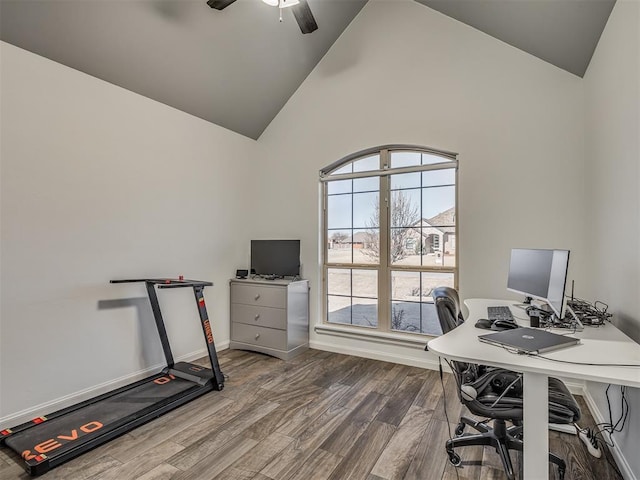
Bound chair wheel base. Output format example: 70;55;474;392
447;450;462;466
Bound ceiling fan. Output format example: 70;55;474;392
207;0;318;34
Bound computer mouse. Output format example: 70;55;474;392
491;319;519;331
475;318;493;329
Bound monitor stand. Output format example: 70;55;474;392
552;304;584;331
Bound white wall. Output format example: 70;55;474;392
0;42;257;421
254;0;586;363
583;1;640;477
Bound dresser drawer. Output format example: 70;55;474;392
232;323;287;351
231;304;287;330
231;284;286;309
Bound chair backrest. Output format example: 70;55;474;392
433;286;465;333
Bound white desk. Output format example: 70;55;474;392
427;298;640;480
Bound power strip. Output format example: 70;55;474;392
579;429;602;458
549;423;577;435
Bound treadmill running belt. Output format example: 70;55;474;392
5;374;197;460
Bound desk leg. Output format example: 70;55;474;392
523;371;549;480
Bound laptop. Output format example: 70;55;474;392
478;327;580;354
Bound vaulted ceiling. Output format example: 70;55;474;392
0;0;615;140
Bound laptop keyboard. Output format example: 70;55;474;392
487;306;515;322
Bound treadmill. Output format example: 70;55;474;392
0;278;224;476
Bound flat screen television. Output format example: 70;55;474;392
507;248;570;319
250;240;300;278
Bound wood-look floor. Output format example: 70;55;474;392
0;349;622;480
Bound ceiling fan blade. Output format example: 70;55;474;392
206;0;238;10
291;0;318;34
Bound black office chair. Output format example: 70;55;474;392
431;287;581;480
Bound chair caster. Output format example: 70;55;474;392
447;450;462;466
455;422;465;436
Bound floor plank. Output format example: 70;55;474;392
319;391;389;455
328;420;396;480
370;405;434;480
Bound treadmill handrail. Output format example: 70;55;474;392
110;278;213;288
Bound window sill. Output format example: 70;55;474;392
314;323;434;349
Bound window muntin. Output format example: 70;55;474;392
322;146;457;336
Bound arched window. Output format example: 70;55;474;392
320;145;458;335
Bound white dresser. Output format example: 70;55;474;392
229;278;309;360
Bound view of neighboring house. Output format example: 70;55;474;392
328;207;456;265
405;207;456;261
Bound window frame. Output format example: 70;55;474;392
320;145;459;336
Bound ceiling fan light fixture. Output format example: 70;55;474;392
261;0;300;7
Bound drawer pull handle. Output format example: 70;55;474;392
254;294;261;301
254;314;260;321
255;333;260;340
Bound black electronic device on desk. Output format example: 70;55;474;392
475;318;518;331
0;278;224;477
484;306;517;330
487;306;515;322
506;248;584;331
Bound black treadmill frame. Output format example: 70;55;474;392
0;278;224;476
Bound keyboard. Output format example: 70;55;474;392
487;306;515;322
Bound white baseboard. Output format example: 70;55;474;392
582;387;636;480
0;342;229;429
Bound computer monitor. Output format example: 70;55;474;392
507;248;570;319
250;240;300;277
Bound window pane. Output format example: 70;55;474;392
390;151;420;168
328;179;352;195
390;271;453;334
352;269;377;298
327;195;352;229
331;164;352;176
422;186;455;220
353;155;380;172
353;229;379;265
422;168;455;187
420;230;443;266
353;192;378;229
391;301;421;333
328;295;351;324
327;230;352;264
421;303;443;335
420;230;456;266
352;297;378;327
443;233;456;267
390;172;420;190
421;272;454;299
390;189;420;228
425;204;455;227
353;176;379;193
422;153;449;165
327;268;350;296
390;228;421;266
390;271;422;333
391;271;420;301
